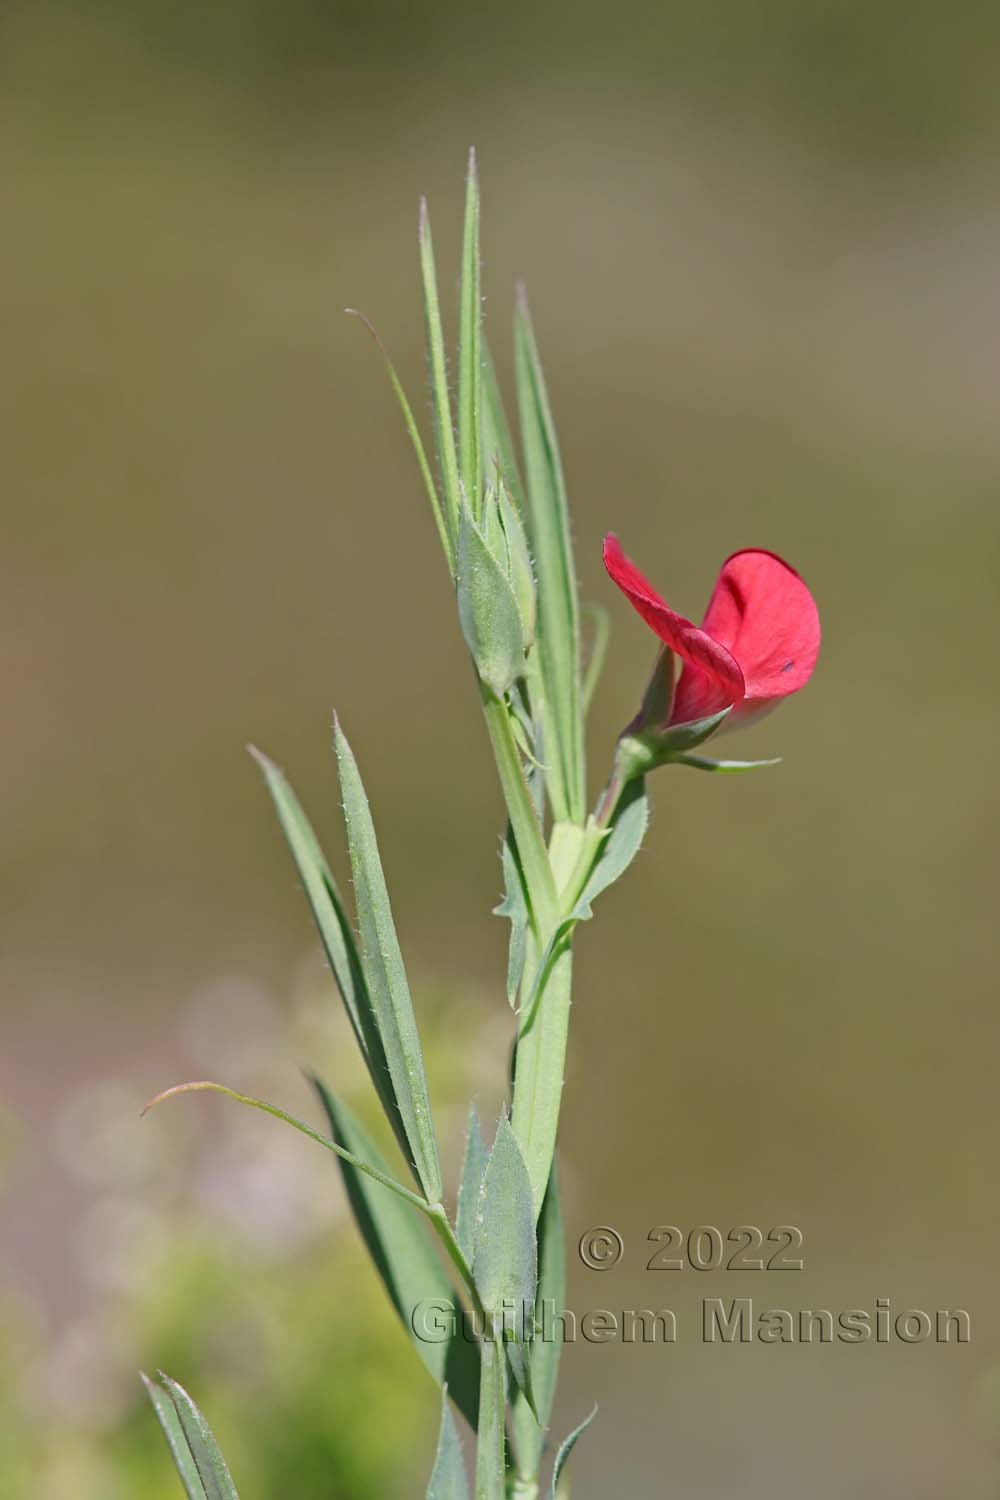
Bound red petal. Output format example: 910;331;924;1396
603;535;744;723
697;549;820;723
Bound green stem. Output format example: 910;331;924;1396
510;930;573;1217
475;1336;508;1499
480;685;558;932
427;1204;485;1318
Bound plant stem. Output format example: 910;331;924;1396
480;685;559;932
427;1203;485;1318
510;924;573;1217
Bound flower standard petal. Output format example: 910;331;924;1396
699;548;820;722
602;534;744;724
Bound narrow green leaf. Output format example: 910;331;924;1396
420;198;462;542
457;502;525;698
143;1080;429;1214
455;1104;489;1263
572;777;648;919
458;148;482;520
482;344;524;506
511;1167;566;1478
473;1118;537;1327
514;292;584;824
676;754;782;773
550;1406;598;1498
249;747;414;1177
142;1372;207;1500
580;603;610;716
316;1081;479;1432
493;831;530;1007
345;309;454;574
427;1389;471;1500
334;720;443;1204
154;1373;240;1500
474;1337;507;1500
473;1118;537;1411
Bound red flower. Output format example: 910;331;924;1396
603;535;820;731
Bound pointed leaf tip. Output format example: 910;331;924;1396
551;1406;598;1498
334;723;444;1204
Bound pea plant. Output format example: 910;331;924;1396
142;152;820;1499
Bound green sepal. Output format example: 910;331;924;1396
675;753;782;773
636;646;675;729
616;705;732;780
316;1081;480;1433
142;1372;240;1500
334;720;444;1204
426;1387;471;1499
457;501;526;698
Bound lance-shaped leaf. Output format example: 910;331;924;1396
458;149;482;521
316;1080;479;1432
455;1104;489;1263
472;1118;537;1411
143;1080;430;1213
550;1407;598;1498
142;1372;240;1500
142;1373;206;1499
474;1336;507;1500
346;309;453;574
572;777;648;920
334;720;443;1204
482;344;524;506
511;1167;566;1478
250;748;415;1178
426;1389;471;1500
581;603;610;716
514;293;584;825
420;198;462;542
457;502;525;699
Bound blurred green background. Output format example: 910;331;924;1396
4;0;1000;1493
